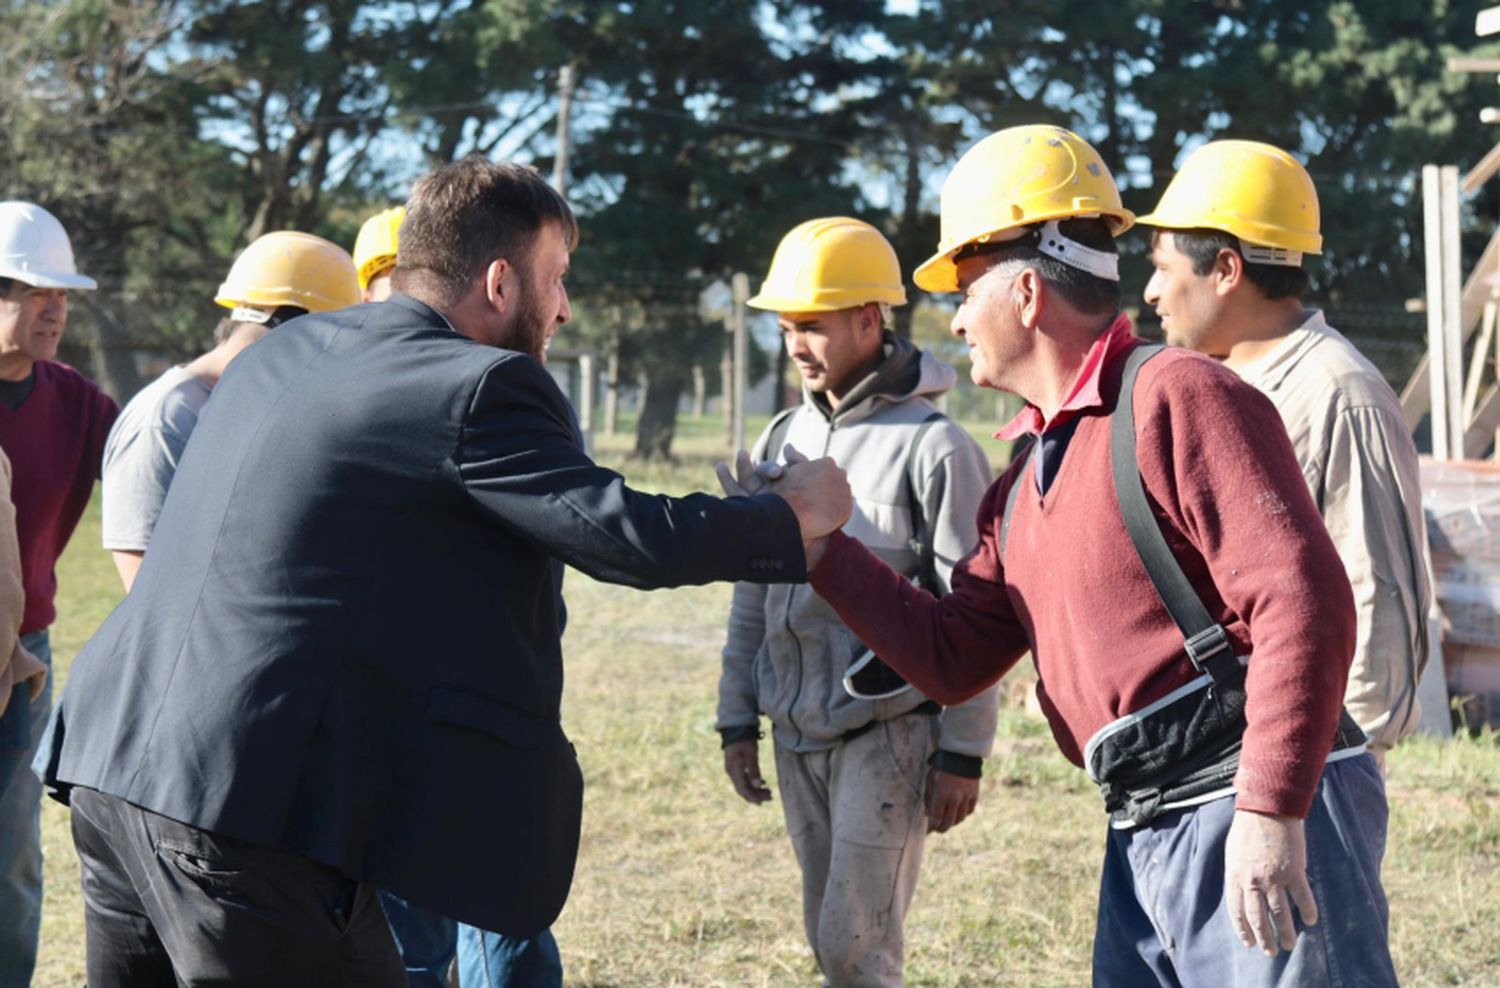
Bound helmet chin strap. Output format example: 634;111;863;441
230;305;275;325
971;218;1121;282
1238;239;1303;267
1033;220;1120;281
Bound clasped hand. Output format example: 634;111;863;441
716;445;851;550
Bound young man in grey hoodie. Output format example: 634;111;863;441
717;217;998;988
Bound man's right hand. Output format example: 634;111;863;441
723;739;772;805
716;444;852;542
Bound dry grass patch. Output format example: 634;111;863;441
32;428;1500;987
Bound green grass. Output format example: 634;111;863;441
32;424;1500;987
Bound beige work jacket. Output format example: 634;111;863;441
0;448;45;718
1234;310;1432;752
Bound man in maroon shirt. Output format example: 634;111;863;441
0;201;118;987
728;128;1396;986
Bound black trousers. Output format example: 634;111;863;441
69;787;405;987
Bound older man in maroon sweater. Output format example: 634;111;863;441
733;128;1396;987
0;201;118;987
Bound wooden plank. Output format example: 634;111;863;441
1465;301;1497;422
1464;141;1500;194
1464;383;1500;458
1447;56;1500;72
1462;228;1500;333
1402;204;1500;438
1426;165;1454;459
1444;167;1466;458
1401;354;1430;433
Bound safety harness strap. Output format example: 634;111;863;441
1110;344;1242;687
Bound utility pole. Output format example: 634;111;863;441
552;64;576;195
732;272;750;452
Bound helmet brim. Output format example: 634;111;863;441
0;269;97;291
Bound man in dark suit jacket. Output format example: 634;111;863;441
36;158;850;987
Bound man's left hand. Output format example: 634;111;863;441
1224;809;1319;957
924;768;979;834
715;449;785;497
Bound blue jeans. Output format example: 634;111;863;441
380;891;458;988
457;924;561;988
1093;754;1397;987
0;630;50;988
379;890;562;988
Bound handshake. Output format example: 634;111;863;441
715;446;853;558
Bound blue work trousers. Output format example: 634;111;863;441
380;891;562;988
0;629;50;988
1093;754;1397;987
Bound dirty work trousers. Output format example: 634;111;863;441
774;713;936;988
1092;753;1397;987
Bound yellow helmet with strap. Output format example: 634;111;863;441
214;231;360;317
914;125;1134;293
1137;140;1321;262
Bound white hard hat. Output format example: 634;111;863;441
0;201;97;291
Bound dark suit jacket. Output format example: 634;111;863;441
38;295;804;935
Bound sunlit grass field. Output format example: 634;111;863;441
32;419;1500;986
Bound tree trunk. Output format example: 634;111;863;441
634;368;685;461
893;121;924;339
603;318;621;436
772;341;789;415
76;291;144;401
691;364;706;417
720;325;733;446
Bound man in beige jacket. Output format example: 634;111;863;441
1139;140;1431;769
0;448;46;799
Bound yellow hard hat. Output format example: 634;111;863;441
914;125;1135;293
1137;140;1321;258
214;231;361;315
748;216;907;312
352;206;404;290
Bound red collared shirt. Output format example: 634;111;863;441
996;313;1137;440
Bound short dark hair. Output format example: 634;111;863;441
1150;228;1308;300
956;218;1121;316
0;278;16;299
392;156;578;309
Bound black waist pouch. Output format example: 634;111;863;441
1087;666;1367;828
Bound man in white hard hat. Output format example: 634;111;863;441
101;231;361;591
0;200;118;987
1139;140;1431;775
717;217;996;988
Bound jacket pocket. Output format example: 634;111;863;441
427;687;552;750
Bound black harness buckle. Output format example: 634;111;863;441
1183;624;1239;686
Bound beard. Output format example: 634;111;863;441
499;276;555;361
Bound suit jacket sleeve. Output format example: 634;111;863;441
457;353;806;589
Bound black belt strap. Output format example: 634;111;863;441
1110;345;1241;687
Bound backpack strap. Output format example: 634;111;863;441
1110;344;1240;687
760;405;799;462
998;444;1035;558
903;411;948;592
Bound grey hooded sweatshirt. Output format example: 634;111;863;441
717;333;1000;759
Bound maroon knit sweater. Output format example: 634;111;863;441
811;341;1356;818
0;361;118;635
